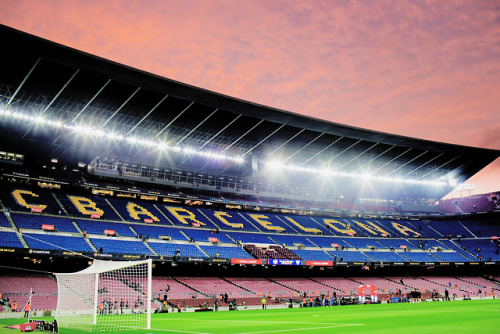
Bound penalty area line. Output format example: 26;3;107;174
147;329;213;334
232;323;365;334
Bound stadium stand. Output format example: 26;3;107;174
90;237;153;255
0;25;500;318
0;231;24;248
24;233;93;253
11;213;78;233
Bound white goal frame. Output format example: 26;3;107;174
55;259;152;332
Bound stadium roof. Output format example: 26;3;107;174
1;24;499;200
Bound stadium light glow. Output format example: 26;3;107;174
0;108;245;164
264;161;449;186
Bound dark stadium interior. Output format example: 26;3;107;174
0;24;500;317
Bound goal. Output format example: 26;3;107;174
55;259;152;332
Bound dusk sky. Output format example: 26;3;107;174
1;0;499;198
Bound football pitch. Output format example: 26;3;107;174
1;300;499;334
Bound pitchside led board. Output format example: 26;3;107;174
269;259;302;266
10;188;425;238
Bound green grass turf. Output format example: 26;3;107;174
1;300;499;334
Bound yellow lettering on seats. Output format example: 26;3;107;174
284;217;321;233
248;214;285;232
323;219;356;235
354;220;390;236
68;196;104;216
166;207;205;225
391;222;421;237
12;189;47;210
213;212;243;228
127;202;160;222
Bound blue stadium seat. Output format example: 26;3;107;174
24;233;93;252
0;212;12;227
10;213;78;232
130;224;187;241
0;231;24;248
76;219;136;237
226;231;275;244
90;238;153;255
148;242;207;257
106;198;169;224
199;245;253;259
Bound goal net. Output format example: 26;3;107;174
55;259;152;332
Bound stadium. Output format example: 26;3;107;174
0;24;499;333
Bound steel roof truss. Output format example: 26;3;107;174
224;119;264;152
177;108;218;145
372;148;412;174
153;101;194;139
243;123;286;157
302;136;344;164
43;68;80;113
419;155;461;179
403;152;444;178
267;128;306;157
72;78;112;122
386;150;429;177
283;132;325;163
126;94;169;135
337;142;379;170
101;86;141;127
200;114;242;150
7;58;41;105
353;145;395;173
323;139;362;167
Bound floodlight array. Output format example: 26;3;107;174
0;108;245;164
265;160;451;187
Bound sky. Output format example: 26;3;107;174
1;0;499;198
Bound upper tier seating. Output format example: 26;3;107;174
76;219;136;237
200;209;260;232
106;197;170;224
156;206;219;230
0;212;12;227
3;188;62;214
56;194;121;221
130;224;187;241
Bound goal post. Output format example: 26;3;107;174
55;259;152;332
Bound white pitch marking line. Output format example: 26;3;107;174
148;329;213;334
158;319;363;325
232;323;364;334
